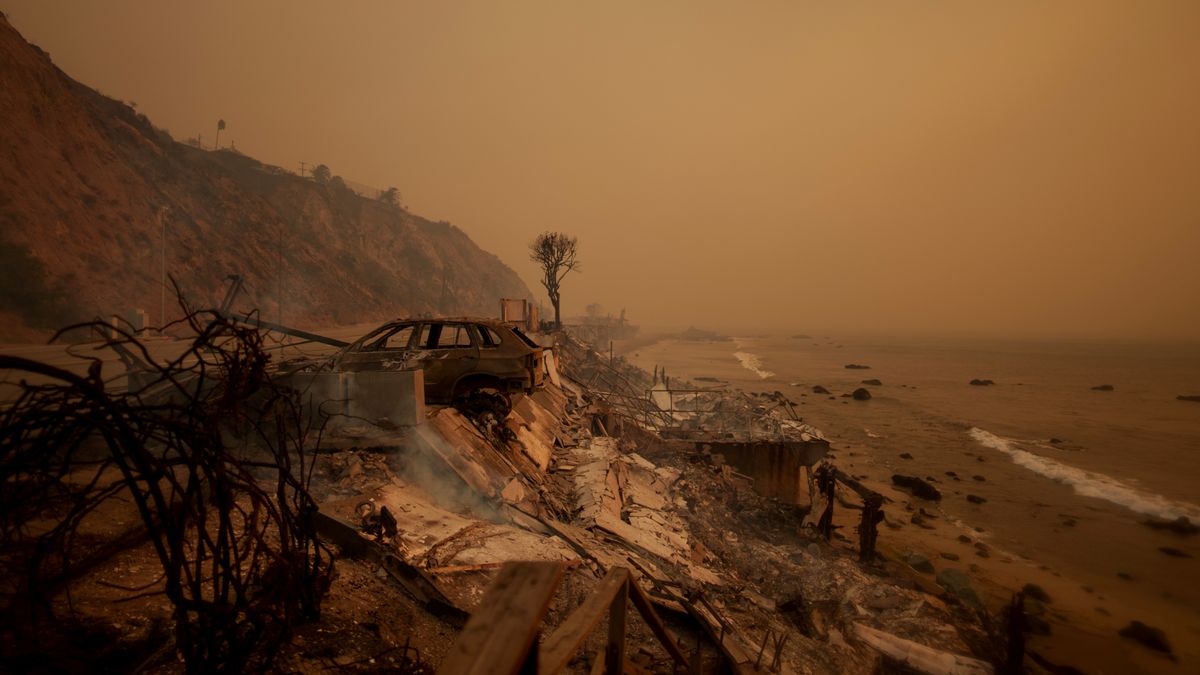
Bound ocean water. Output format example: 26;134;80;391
627;334;1200;665
966;427;1200;523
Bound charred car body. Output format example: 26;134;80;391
323;317;544;414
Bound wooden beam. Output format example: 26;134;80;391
587;650;605;675
854;624;994;675
430;559;582;576
605;576;627;675
437;562;565;675
314;511;468;625
627;574;691;667
676;591;755;674
539;568;629;675
832;467;885;502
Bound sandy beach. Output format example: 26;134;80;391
622;333;1200;674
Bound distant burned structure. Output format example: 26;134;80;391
554;330;830;507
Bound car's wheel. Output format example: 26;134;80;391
454;381;513;418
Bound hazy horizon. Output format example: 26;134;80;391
7;1;1199;340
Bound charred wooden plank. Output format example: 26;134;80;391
437;561;565;675
627;570;691;667
314;510;468;625
540;568;628;674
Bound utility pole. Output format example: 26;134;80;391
298;161;307;177
278;222;284;324
158;206;169;331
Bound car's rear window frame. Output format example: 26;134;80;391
510;327;540;349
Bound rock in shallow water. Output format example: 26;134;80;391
1141;516;1198;536
969;378;995;386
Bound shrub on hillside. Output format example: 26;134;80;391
0;241;81;329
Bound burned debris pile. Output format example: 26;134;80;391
292;328;1009;673
0;309;333;673
0;314;1019;673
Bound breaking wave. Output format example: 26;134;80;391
968;427;1200;521
733;352;775;379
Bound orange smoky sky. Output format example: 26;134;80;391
6;1;1199;339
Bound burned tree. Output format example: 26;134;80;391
529;231;579;328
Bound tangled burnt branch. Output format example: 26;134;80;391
0;303;333;672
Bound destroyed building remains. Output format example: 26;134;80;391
0;306;1019;674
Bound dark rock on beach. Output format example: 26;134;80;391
910;513;936;530
1091;384;1114;391
966;494;987;504
1158;546;1192;558
844;364;871;369
969;379;995;386
851;387;872;400
1023;583;1052;603
861;378;882;385
892;475;942;501
1178;395;1200;403
906;553;934;574
1119;621;1174;658
1141;516;1198;536
812;385;830;394
936;568;981;608
898;452;913;460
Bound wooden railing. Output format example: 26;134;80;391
437;562;691;675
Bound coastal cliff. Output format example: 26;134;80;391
0;15;532;341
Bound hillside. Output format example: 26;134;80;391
0;16;533;341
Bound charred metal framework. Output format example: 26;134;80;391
0;304;333;673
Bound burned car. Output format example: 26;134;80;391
326;317;544;414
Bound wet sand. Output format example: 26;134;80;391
622;334;1200;674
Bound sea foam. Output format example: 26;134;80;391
968;427;1200;521
733;352;775;379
